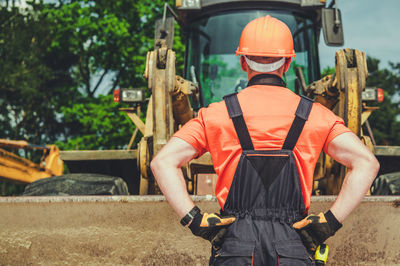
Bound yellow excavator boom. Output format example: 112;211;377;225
0;139;63;184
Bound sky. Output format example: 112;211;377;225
318;0;400;71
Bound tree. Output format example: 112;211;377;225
56;94;135;150
0;2;77;144
42;0;184;97
0;0;186;195
0;0;185;148
42;0;185;150
366;58;400;145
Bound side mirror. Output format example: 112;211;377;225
321;8;344;46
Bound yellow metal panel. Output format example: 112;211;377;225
0;164;50;184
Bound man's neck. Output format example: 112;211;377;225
248;70;283;80
247;73;286;88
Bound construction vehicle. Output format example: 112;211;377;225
0;2;399;264
0;139;129;196
0;139;63;184
113;0;398;196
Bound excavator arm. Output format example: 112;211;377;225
0;139;63;184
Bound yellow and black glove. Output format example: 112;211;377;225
188;211;236;249
293;210;342;252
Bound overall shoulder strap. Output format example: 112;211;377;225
223;93;254;151
282;95;314;150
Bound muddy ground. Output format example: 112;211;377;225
0;196;399;265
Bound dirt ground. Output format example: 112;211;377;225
0;196;399;265
0;198;213;265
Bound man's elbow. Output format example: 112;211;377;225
150;155;163;177
370;155;380;177
150;152;174;175
362;153;380;180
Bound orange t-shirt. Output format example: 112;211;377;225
174;85;351;211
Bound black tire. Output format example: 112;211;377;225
371;172;400;195
23;173;129;196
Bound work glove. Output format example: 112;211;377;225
189;211;236;249
292;210;342;252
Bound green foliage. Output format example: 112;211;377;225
366;57;400;145
200;55;245;105
56;95;136;150
201;55;229;104
0;0;185;194
0;2;76;143
41;0;184;96
321;66;335;77
0;0;183;145
42;0;185;149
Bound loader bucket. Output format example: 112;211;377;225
0;196;399;265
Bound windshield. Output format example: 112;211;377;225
185;10;319;108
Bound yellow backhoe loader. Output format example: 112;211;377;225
0;139;130;196
114;0;397;196
0;139;63;184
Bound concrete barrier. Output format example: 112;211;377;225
0;196;399;265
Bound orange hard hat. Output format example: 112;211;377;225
236;15;296;58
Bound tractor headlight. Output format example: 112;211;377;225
114;88;145;103
362;87;384;103
176;0;201;10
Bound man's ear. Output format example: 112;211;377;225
283;58;292;73
240;56;248;72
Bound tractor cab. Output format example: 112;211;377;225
177;0;343;107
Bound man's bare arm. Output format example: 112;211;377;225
326;132;380;223
150;137;199;218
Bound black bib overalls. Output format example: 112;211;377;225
210;75;315;266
